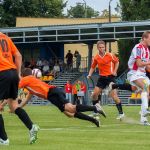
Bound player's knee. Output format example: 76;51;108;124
91;93;98;100
142;80;149;92
65;103;76;113
64;111;74;118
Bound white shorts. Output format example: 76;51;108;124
127;71;150;88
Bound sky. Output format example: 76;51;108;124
64;0;120;15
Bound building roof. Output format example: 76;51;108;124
16;17;120;27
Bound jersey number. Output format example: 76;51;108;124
0;39;9;52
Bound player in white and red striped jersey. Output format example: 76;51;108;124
127;31;150;125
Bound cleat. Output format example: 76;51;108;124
89;112;99;117
116;113;125;120
0;139;9;146
92;118;100;127
95;103;106;118
29;124;40;144
140;121;150;126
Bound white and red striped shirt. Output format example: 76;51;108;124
128;43;150;72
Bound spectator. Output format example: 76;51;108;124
66;50;73;71
72;81;78;105
30;58;36;69
65;80;72;103
76;80;83;104
53;63;60;77
74;51;81;71
42;61;50;75
24;60;30;68
36;58;43;69
81;81;87;105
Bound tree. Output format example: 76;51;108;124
118;0;150;73
67;3;99;18
0;0;66;27
33;0;66;18
100;9;118;17
119;0;150;21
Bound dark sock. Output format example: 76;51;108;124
92;100;99;105
76;104;97;112
77;99;80;105
98;94;102;102
149;100;150;107
116;103;123;114
74;112;95;123
15;107;33;130
92;100;99;113
0;114;8;140
112;83;132;91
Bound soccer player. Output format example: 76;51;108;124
18;68;106;127
87;40;124;120
127;31;150;125
0;32;39;145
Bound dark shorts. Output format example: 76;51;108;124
96;75;115;89
47;88;69;112
146;71;150;79
0;69;19;100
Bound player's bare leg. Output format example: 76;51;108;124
63;105;100;127
110;89;125;120
90;87;106;118
7;99;40;144
133;79;150;125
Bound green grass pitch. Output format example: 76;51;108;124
1;106;150;150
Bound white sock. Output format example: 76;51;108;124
140;113;148;123
141;92;148;115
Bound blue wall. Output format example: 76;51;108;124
16;42;64;61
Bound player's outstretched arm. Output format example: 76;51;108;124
87;68;95;79
19;93;33;108
13;50;22;78
113;62;119;76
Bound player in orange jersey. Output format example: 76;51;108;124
0;32;39;145
87;40;124;120
18;68;107;127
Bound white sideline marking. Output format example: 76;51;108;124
41;123;149;132
41;127;150;133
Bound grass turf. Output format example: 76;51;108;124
1;106;150;150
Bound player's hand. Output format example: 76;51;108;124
112;72;117;76
0;105;4;112
87;75;91;79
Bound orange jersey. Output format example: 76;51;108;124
72;84;77;95
91;53;119;76
0;32;18;71
19;75;56;99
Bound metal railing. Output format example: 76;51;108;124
0;20;150;44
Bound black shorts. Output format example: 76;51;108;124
0;69;19;100
96;75;115;89
47;88;69;112
146;71;150;79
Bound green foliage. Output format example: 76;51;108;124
118;0;150;73
67;3;99;18
120;0;150;21
118;39;137;73
0;0;66;27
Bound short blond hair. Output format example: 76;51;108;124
142;31;150;39
97;40;105;46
